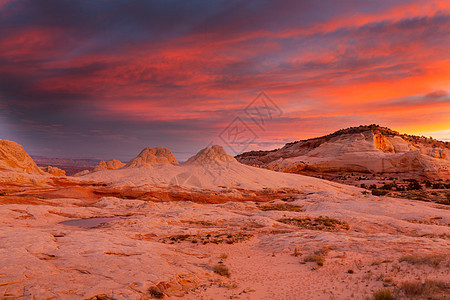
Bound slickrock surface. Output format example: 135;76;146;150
0;187;448;299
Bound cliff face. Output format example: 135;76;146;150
236;125;450;179
374;133;395;152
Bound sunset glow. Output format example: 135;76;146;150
0;0;449;160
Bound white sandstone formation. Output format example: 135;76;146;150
125;147;178;168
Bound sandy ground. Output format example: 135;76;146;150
0;179;449;299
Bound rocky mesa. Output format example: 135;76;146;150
236;125;450;180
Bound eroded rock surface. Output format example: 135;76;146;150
0;139;44;174
236;125;450;179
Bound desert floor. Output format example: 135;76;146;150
0;180;449;299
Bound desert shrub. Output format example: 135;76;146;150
303;248;328;266
422;280;450;295
400;281;423;296
432;183;446;189
399;253;446;268
259;203;304;212
407;180;422;190
278;216;350;231
436;198;450;205
347;269;354;274
371;288;394;300
148;286;165;299
169;234;190;242
162;232;253;245
402;190;429;201
187;220;215;226
269;229;292;234
383;278;393;284
372;189;389;196
380;183;398;190
213;264;231;277
399;280;449;298
304;254;324;266
361;183;367;189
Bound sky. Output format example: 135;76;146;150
0;0;449;161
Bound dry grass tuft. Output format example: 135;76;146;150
259;203;304;212
303;248;329;266
400;281;422;296
304;254;324;266
399;253;446;268
161;232;253;245
278;216;350;231
370;288;394;300
213;264;231;277
185;220;215;226
399;280;449;298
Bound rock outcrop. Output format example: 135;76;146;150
0;139;44;174
185;145;237;165
125;147;178;168
42;166;66;176
73;170;90;177
236;125;450;179
93;159;125;172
